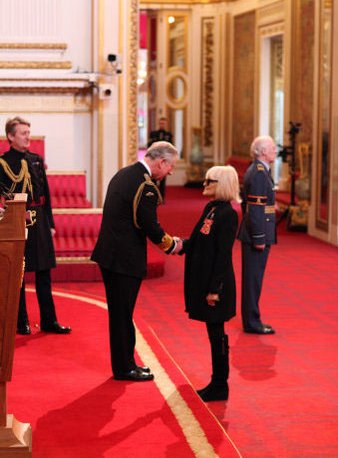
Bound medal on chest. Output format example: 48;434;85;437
200;207;216;235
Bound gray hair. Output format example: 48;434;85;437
145;141;178;162
250;135;275;158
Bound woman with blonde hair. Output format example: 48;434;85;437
180;165;241;401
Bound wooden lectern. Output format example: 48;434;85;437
0;194;32;457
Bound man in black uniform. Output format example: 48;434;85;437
148;117;173;202
238;135;277;334
0;117;71;335
91;141;182;381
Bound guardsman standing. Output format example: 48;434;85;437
147;117;173;202
238;135;277;334
0;116;71;335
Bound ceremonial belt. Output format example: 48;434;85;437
247;195;267;205
29;196;45;208
264;205;275;214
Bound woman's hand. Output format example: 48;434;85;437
206;293;219;306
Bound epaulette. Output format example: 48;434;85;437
133;173;162;229
257;164;265;171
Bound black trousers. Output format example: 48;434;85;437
100;267;142;376
241;243;270;330
18;269;57;328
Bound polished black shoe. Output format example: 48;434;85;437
17;324;31;335
114;369;154;382
244;324;275;334
136;366;151;373
197;382;229;402
41;321;72;334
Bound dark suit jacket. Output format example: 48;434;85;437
181;200;238;323
147;129;173;147
91;162;173;278
238;160;277;246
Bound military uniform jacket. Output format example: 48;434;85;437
181;200;238;323
238;159;277;246
0;148;56;271
91;162;173;279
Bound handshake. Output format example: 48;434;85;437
172;236;183;255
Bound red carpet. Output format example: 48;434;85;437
8;186;338;457
9;287;240;457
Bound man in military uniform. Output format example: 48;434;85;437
147;117;173;202
91;141;182;381
238;135;277;334
0;117;71;335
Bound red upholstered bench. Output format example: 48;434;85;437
27;209;165;282
53;209;102;258
47;171;92;208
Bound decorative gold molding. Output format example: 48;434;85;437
0;87;91;95
259;23;284;37
0;43;67;50
0;95;92;113
257;1;285;24
166;69;189;108
141;0;232;4
201;17;215;149
127;0;139;164
56;257;95;263
53;208;102;215
46;170;86;175
0;61;72;69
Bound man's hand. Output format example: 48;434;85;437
51;228;56;237
172;236;183;254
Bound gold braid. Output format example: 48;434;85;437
0;158;33;198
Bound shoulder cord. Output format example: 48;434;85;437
133;173;162;229
0;158;33;197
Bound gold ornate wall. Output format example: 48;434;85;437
298;0;315;144
232;11;255;156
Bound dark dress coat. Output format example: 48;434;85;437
147;129;173;147
91;161;173;279
182;200;238;323
238;159;276;246
0;148;56;271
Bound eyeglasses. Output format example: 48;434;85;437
204;178;218;186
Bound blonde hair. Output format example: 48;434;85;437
5;116;30;140
205;165;241;202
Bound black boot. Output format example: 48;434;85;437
197;381;229;401
197;325;229;402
